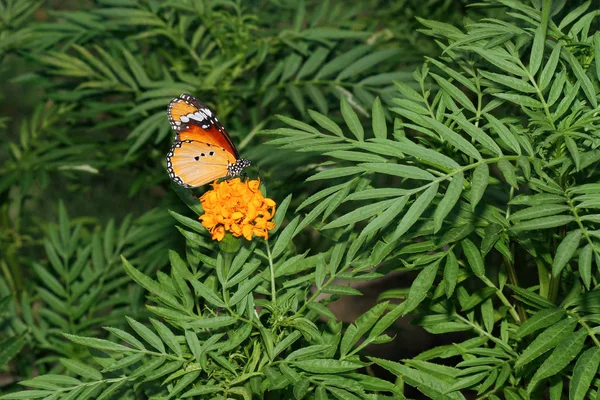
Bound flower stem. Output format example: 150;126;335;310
265;239;276;303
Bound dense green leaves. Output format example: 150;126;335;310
3;0;600;399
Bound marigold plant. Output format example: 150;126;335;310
199;178;276;241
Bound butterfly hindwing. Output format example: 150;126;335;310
168;94;239;159
166;140;236;188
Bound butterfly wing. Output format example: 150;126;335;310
168;94;239;159
166;140;237;188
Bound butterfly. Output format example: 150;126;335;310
165;94;251;188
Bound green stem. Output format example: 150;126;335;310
265;240;276;304
480;276;521;324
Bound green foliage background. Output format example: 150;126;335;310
1;0;600;399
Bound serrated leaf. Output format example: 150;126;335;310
271;216;300;258
122;256;179;308
461;239;484;277
551;230;581;276
340;97;364;141
403;260;441;314
570;347;600;400
308;109;343;137
293;359;362;373
371;97;387;139
60;358;102;380
322;198;396;230
514;308;565;339
578;244;592;289
150;319;181;357
389;183;439;241
433;172;464;233
127;317;165;353
483;114;521;154
511;215;574;231
336;48;399;81
515;317;577;369
470;164;489;209
529;329;587;392
64;333;131;352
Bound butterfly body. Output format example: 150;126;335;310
165;94;250;187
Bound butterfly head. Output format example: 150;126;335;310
228;159;251;177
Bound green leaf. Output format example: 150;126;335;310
306;166;363;181
188;280;225;308
539;43;561;91
595;33;600;84
470;164;489;209
551;230;582;276
280;53;303;83
0;391;55;399
433;172;464;233
340;97;364;141
497;160;518;189
514;308;565;339
563;48;597;108
578;244;592;289
33;263;66;298
0;335;26;366
360;163;435;180
60;358;102;380
322;285;362;296
493;93;543;108
371;357;460;399
271;216;300;258
389;183;439;241
340;302;389;356
308;110;343;137
448;113;502;156
316;45;371;79
296;47;329;80
515;317;577;369
559;1;591;30
293;359;362;373
431;73;476;112
569;347;600;400
509;204;570;222
186;316;237;329
360;196;408;237
480;70;537;94
426;117;482;160
182;385;222;398
150;319;181;357
444;251;459;297
529;0;551;76
336;48;399;81
529;329;587;391
395;137;460;169
565;136;581;171
322;199;396;230
371;97;387;139
403;260;441;314
461;239;484;277
64;333;132;353
126;317;165;353
511;215;574;231
122;256;179;308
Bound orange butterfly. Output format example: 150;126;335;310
166;94;251;187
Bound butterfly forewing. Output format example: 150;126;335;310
166;140;236;188
168;94;239;159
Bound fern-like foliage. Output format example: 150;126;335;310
1;202;407;399
266;1;600;398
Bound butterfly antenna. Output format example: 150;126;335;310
255;165;266;185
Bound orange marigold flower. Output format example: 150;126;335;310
199;178;276;241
